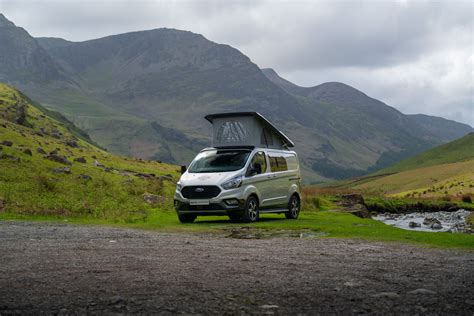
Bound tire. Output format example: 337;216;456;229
178;214;197;223
285;195;300;219
242;196;259;223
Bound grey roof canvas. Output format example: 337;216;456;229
205;112;295;148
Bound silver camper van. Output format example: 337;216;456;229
174;112;301;223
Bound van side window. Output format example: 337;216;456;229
269;154;288;172
248;151;267;175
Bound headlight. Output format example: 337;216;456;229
176;182;182;191
221;175;243;190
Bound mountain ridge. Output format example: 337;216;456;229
0;13;471;182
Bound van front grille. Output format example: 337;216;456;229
181;186;221;199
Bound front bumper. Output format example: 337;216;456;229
174;199;246;216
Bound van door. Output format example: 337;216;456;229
267;152;293;207
245;151;271;206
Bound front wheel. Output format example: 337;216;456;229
285;195;300;219
242;196;259;223
178;214;196;223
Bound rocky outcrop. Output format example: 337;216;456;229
337;194;371;218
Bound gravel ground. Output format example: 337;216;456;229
0;221;473;315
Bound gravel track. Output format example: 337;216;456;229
0;221;473;315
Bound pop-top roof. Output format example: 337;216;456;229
205;112;294;148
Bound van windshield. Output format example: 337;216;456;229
188;149;251;173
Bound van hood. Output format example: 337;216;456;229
178;171;242;187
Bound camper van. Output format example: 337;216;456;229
174;112;301;223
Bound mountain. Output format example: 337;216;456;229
339;133;474;198
0;13;472;183
0;82;178;218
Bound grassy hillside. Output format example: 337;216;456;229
0;83;179;221
338;133;474;200
376;133;474;174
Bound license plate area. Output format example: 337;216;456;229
190;199;210;206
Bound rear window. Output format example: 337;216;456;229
268;153;297;172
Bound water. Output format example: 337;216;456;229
374;209;472;233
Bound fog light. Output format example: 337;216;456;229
225;199;239;206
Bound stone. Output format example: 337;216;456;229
73;157;87;163
52;167;71;174
407;288;437;295
23;148;32;156
44;154;72;165
0;153;20;162
408;221;421;228
431;222;443;230
94;160;104;167
78;174;92;181
36;147;47;155
1;140;13;147
65;139;78;148
143;193;166;205
49;149;59;155
423;217;441;226
135;173;155;179
371;292;400;299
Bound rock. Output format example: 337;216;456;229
259;305;279;309
23;148;32;156
1;140;13;147
408;221;421;228
52;167;71;174
371;292;400;299
49;149;59;155
142;193;166;206
407;288;437;295
0;153;20;162
73;157;87;163
135;173;155;179
423;217;440;226
44;154;72;165
78;174;92;181
340;194;365;205
36;147;47;155
431;222;443;230
0;199;5;211
65;139;78;148
94;160;104;167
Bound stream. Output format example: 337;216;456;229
373;209;472;233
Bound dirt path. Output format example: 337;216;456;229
0;221;473;315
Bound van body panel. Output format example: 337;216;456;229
174;146;301;219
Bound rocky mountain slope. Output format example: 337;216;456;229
0;13;471;182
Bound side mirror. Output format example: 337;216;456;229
180;165;187;174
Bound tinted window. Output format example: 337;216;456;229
269;154;288;172
248;151;267;175
188;149;251;173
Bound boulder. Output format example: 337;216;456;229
93;160;104;167
52;167;71;174
36;147;47;155
143;193;166;206
78;174;92;181
49;149;59;155
44;154;72;165
65;139;78;148
1;140;13;147
73;157;87;163
408;222;421;228
337;194;371;218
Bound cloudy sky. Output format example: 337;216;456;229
1;0;473;126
